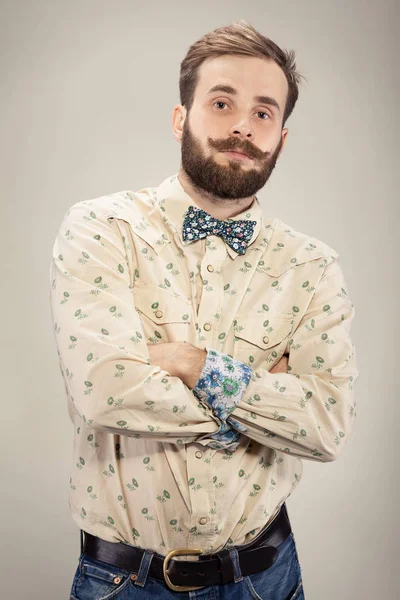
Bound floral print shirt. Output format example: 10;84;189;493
49;172;358;555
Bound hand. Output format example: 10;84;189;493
147;342;207;388
146;342;187;378
270;354;289;374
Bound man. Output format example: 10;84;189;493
50;20;358;599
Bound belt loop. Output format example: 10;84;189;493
133;550;155;587
80;530;84;555
228;547;243;583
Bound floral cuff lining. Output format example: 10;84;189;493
191;348;252;449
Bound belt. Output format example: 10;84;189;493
82;502;291;592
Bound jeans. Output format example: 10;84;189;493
69;531;304;599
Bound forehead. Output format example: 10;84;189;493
195;54;288;111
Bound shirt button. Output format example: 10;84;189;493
203;323;211;331
195;451;203;459
155;310;163;318
199;517;208;525
207;265;214;272
262;335;269;344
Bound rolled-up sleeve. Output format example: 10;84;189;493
192;350;252;450
222;256;359;461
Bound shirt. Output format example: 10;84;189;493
49;172;358;556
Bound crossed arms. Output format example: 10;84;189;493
50;203;358;461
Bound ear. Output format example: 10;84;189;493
172;105;187;142
278;128;289;158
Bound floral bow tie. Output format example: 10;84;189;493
182;206;257;256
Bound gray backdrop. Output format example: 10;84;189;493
1;0;398;598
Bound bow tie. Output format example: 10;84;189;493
182;206;257;256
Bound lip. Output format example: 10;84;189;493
222;150;251;161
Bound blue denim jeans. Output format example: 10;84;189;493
69;531;304;599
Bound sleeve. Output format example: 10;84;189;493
49;199;224;444
223;256;359;462
191;351;253;450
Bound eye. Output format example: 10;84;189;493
213;102;270;120
214;101;228;110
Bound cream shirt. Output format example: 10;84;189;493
49;172;358;555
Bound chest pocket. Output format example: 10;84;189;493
133;282;192;344
233;313;294;368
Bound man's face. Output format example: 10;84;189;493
179;55;289;200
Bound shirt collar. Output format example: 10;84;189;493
154;173;267;260
107;175;332;277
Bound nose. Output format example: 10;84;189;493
228;120;254;141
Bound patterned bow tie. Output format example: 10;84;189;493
182;206;257;255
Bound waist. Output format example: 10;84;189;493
81;502;292;591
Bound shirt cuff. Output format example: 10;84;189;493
192;347;253;423
196;419;243;451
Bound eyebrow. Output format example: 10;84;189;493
206;84;281;114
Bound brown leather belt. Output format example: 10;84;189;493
82;502;292;592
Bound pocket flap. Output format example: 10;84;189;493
234;313;294;349
134;282;192;324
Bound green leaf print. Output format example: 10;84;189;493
126;478;139;492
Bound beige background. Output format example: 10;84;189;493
1;0;398;598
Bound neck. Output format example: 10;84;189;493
177;167;255;220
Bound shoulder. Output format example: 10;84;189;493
61;188;154;224
263;216;339;277
55;188;160;249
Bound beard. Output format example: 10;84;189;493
180;114;283;201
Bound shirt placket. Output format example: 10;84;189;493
185;444;218;552
196;238;226;348
186;237;226;550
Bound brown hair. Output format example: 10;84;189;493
179;20;306;128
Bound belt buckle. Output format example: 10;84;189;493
163;547;205;592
